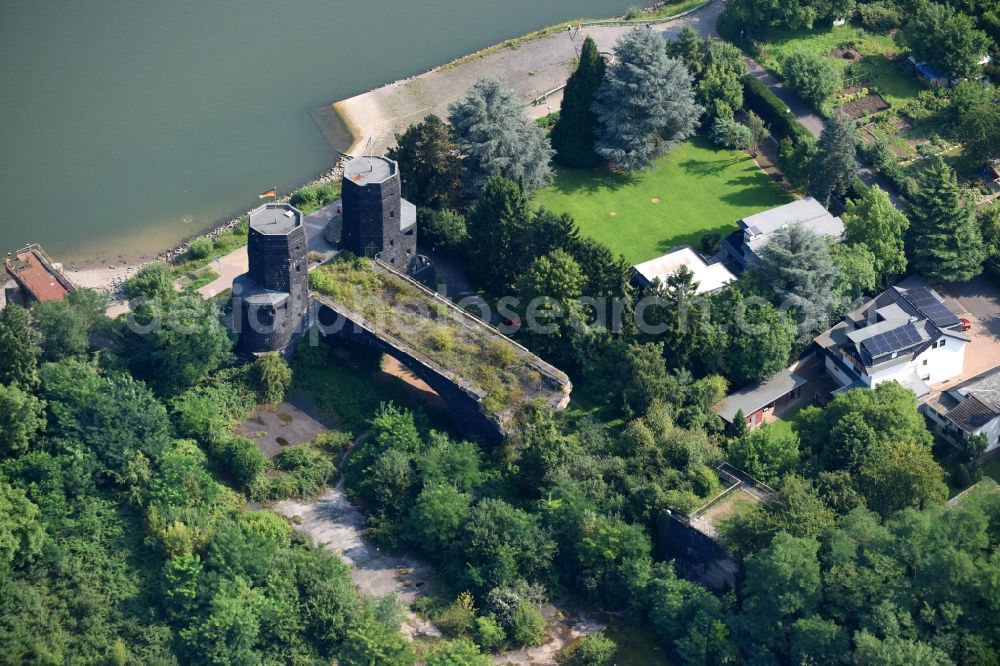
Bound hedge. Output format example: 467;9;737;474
742;75;815;144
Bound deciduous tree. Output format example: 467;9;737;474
782;51;843;109
0;383;45;457
388;114;464;208
0;303;39;389
903;2;992;79
842;185;909;286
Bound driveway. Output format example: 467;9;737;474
938;275;1000;381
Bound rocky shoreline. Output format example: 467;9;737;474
63;157;349;300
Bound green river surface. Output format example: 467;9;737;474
0;0;632;265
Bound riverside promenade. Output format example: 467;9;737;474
320;1;724;155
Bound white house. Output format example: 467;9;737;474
814;277;969;397
721;197;844;270
924;366;1000;455
632;246;736;294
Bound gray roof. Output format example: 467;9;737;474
250;203;302;235
401;198;416;231
895;373;931;399
739;197;844;237
718;369;807;422
344;155;396;186
954;365;1000;411
233;273;289;306
947;395;999;432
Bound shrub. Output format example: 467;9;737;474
711;116;753;150
290;185;319;209
742;75;813;143
701;233;722;254
434;592;477;638
124;262;174;301
188;236;214;260
313;430;353;461
219;436;267;487
271;444;336;497
558;632;617;666
418;208;468;252
858;1;903;31
509;602;546;647
428;326;453;352
475;615;506;652
782;52;843;110
778;136;816;190
254;354;292;404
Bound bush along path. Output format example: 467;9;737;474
271;433;607;664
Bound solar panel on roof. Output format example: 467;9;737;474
901;286;960;328
861;323;923;360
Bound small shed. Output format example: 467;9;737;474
717;368;808;429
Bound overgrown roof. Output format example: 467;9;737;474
309;256;571;419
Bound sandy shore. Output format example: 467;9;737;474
321;1;721;156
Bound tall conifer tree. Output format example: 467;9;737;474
808;112;858;207
551;37;606;168
909;158;985;282
592;27;702;172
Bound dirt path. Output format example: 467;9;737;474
273;479;442;640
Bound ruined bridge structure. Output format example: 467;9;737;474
235;153;571;443
310;258;571;445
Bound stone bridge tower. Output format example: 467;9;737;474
233;203;308;354
340;155;418;271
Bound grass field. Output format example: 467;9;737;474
532;137;792;264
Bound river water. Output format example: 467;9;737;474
0;0;632;265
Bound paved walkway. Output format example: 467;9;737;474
743;58;824;138
328;1;726;154
273;478;441;640
195;201;338;299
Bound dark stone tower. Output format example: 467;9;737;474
234;203;308;354
341;155;417;270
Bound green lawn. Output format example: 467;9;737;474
757;25;923;110
768;401;811;439
532;137;792;264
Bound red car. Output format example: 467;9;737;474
960;317;972;332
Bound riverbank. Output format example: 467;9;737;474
321;0;719;155
45;1;720;297
55;158;348;299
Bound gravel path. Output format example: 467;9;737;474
273;479;442;640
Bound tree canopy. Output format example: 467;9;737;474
842;185;909;287
550;37;606;168
448;78;554;193
908;158;985;282
808;112;859;207
592;27;702;171
388;114;465;208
